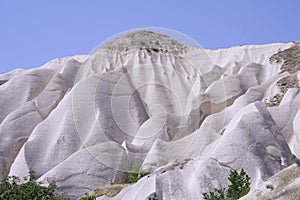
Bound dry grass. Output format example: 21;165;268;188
158;158;192;174
266;42;300;107
80;183;131;199
265;74;299;107
269;42;300;74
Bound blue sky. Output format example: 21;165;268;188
0;0;299;73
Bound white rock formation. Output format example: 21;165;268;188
0;31;299;199
240;163;300;200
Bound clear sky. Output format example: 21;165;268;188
0;0;299;73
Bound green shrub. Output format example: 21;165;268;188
80;195;96;200
203;168;251;200
125;164;150;183
226;168;251;199
148;192;158;200
203;188;226;200
0;170;69;200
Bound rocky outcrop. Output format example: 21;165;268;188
240;163;300;200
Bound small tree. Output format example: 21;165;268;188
226;169;250;199
203;168;251;200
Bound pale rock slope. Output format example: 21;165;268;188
0;31;299;199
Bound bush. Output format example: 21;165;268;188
80;195;96;200
0;170;69;200
226;169;251;199
148;192;158;200
203;168;251;200
125;164;150;183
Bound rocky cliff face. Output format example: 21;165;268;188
0;31;299;199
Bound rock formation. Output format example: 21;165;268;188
0;30;299;199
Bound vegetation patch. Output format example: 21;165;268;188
203;168;251;200
266;43;300;107
147;192;158;200
0;170;69;200
158;158;192;174
265;74;299;107
269;42;300;74
125;164;150;184
85;184;131;198
79;196;96;200
79;164;151;199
